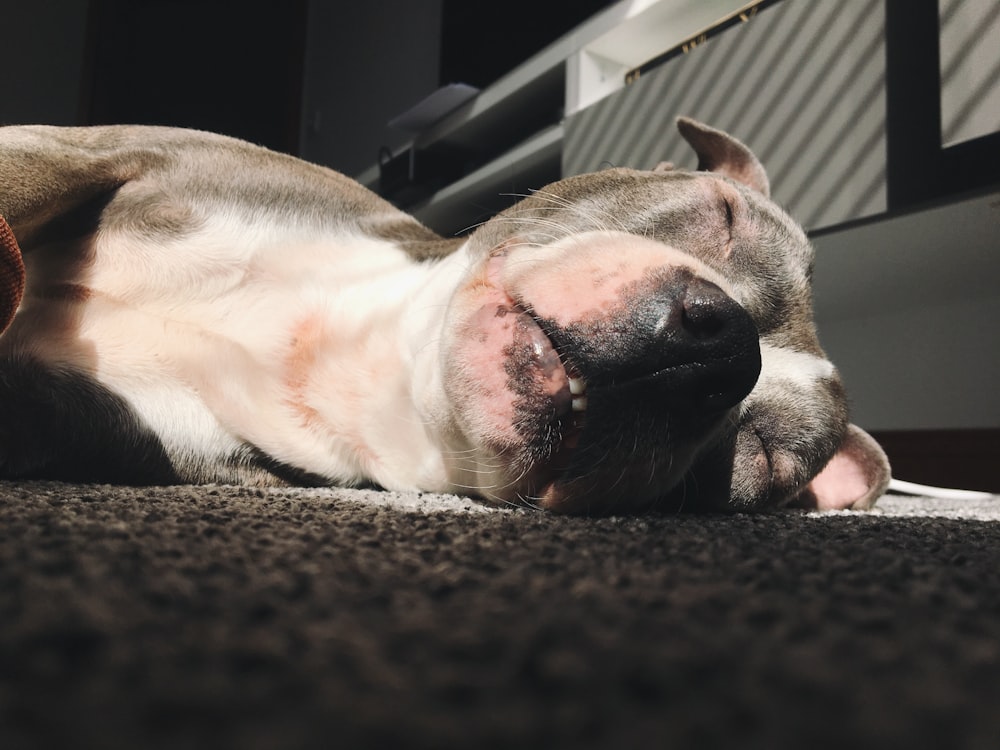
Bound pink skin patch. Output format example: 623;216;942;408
284;314;324;430
806;453;871;510
500;231;732;330
450;258;571;450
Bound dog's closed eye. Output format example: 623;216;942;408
722;198;734;228
721;198;735;257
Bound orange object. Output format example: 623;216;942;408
0;215;25;334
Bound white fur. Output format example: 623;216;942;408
755;341;836;391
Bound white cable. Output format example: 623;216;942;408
888;478;996;501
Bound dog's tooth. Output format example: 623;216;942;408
568;377;587;396
571;396;588;413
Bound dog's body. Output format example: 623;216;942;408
0;118;889;514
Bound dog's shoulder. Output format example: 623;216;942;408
0;124;458;261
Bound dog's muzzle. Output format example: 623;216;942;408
527;270;762;513
540;270;761;419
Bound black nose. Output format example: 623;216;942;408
667;276;762;413
681;279;737;341
546;271;761;416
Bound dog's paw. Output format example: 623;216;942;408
790;424;891;510
727;425;786;508
727;422;890;510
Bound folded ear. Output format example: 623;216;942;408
792;424;891;510
0;215;25;335
676;116;770;197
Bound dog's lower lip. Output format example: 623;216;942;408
549;390;587;468
524;315;588;498
530;423;584;508
511;302;588;417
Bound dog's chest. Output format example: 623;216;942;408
9;222;459;487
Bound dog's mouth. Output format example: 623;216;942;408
516;308;590;478
497;306;590;508
500;305;752;513
503;305;759;514
497;301;587;444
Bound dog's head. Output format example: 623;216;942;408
435;117;889;514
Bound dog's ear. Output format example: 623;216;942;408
792;424;891;510
676;117;770;197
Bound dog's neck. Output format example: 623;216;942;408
282;239;475;493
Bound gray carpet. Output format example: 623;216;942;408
2;481;1000;749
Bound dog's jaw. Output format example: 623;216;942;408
436;231;762;513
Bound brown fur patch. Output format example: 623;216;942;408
37;283;93;303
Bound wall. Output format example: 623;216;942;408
811;192;1000;431
1;0;90;125
298;0;443;176
940;0;1000;147
1;0;442;176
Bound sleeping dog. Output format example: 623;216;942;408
0;117;889;514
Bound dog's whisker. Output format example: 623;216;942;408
514;492;545;512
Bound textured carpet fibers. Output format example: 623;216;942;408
2;481;999;749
